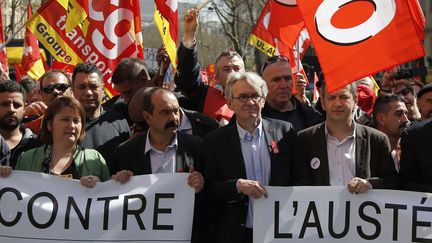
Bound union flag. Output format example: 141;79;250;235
297;0;425;92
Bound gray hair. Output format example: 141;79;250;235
224;71;268;100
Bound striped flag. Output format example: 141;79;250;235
19;3;45;80
154;0;178;70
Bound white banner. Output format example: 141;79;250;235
0;171;195;243
254;186;432;243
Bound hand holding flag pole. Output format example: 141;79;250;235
196;0;213;12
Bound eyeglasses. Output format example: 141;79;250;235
261;55;290;74
41;83;70;94
232;93;263;103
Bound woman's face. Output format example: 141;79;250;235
48;107;82;145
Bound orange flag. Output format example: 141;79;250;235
20;4;45;80
0;0;9;79
297;0;425;92
154;0;178;69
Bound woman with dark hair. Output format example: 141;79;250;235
14;96;110;187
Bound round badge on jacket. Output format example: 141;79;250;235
310;157;320;170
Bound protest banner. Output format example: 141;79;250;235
254;186;432;242
25;0;144;97
0;171;194;243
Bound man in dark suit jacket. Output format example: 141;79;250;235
175;8;244;123
128;87;220;138
204;71;300;243
399;118;432;192
112;87;205;243
297;81;398;192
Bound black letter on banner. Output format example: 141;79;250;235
65;197;92;229
0;187;22;226
123;194;146;230
357;201;381;240
274;201;292;238
328;201;350;238
153;193;174;230
412;203;432;242
97;196;119;230
299;202;323;238
27;192;58;229
385;203;407;241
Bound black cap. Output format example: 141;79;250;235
417;83;432;99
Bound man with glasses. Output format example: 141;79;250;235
261;55;323;131
24;70;73;134
204;71;302;243
175;8;245;124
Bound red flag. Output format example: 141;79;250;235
267;0;304;48
20;4;45;80
249;0;304;57
297;0;425;92
0;0;9;79
297;28;311;60
26;0;144;97
51;60;75;74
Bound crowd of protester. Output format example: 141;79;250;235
0;7;431;243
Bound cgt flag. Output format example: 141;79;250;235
297;0;426;92
0;0;9;79
26;0;144;97
249;0;304;57
154;0;178;70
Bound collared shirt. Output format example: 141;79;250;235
144;132;178;174
179;109;193;135
325;123;356;186
237;121;271;228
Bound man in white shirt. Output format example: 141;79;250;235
296;81;398;193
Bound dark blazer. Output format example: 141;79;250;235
399;119;432;192
113;131;204;175
113;131;206;243
203;117;298;243
183;108;220;138
174;43;208;112
296;122;398;189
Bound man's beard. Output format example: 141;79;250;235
0;115;22;131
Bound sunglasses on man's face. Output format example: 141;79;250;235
41;83;70;94
261;55;290;74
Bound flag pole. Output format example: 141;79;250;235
0;0;35;50
296;37;300;74
0;24;26;50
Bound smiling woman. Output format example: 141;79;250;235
13;97;110;188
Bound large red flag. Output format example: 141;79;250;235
154;0;178;69
0;0;9;79
297;0;425;92
249;0;304;57
20;4;45;80
26;0;144;97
